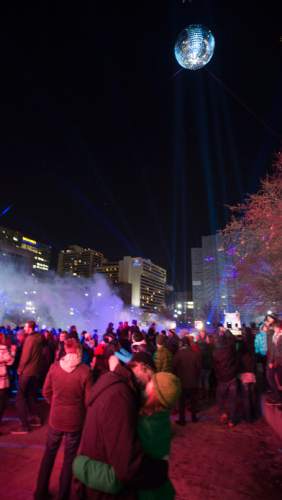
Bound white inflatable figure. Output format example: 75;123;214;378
224;310;241;335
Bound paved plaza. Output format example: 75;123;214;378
0;401;282;500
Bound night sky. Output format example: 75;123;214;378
0;1;281;290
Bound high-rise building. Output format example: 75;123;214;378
57;245;104;278
191;234;237;322
119;257;167;312
0;240;33;272
95;262;120;285
0;226;51;274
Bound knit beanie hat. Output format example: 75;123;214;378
152;372;181;409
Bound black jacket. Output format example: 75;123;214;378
172;346;201;388
213;337;238;382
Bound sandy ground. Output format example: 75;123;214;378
0;400;282;500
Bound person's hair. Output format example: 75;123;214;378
64;338;79;353
181;336;191;347
127;360;154;387
26;320;36;331
274;320;282;330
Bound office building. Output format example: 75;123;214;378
95;262;119;285
191;233;237;322
0;226;51;273
0;240;33;272
57;245;104;278
119;257;167;312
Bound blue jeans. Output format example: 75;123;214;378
217;379;237;423
34;426;81;500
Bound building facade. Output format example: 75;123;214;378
118;257;167;313
0;226;51;274
191;233;237;323
57;245;104;278
0;241;33;272
95;262;120;285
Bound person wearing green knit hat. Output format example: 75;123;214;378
73;369;181;499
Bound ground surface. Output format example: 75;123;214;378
0;400;282;500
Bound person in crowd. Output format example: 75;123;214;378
12;320;43;434
81;332;95;366
147;323;157;348
153;334;172;373
56;331;68;361
117;322;131;352
9;329;27;392
266;320;282;405
0;333;16;430
74;352;169;500
197;330;213;401
166;329;179;355
254;322;268;387
69;325;79;340
131;331;148;354
105;322;115;336
172;336;201;425
73;367;181;500
34;338;93;500
41;330;57;383
239;335;257;422
116;322;124;338
130;319;141;336
213;333;238;427
92;330;99;348
103;332;119;359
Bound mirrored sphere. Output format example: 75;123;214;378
174;24;215;70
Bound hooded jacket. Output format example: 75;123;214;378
77;364;168;500
43;353;92;432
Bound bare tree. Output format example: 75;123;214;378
221;152;282;314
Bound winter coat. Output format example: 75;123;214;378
43;353;93;432
172;346;201;389
77;365;168;500
74;411;174;500
0;345;15;389
213;338;238;383
197;340;213;370
166;335;179;355
254;331;268;357
17;332;43;377
153;347;172;373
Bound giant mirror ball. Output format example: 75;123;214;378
174;24;215;70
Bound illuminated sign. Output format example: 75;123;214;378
22;237;37;245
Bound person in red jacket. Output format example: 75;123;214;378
34;338;93;500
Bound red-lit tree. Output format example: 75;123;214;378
222;152;282;314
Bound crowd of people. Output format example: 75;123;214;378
0;313;281;499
